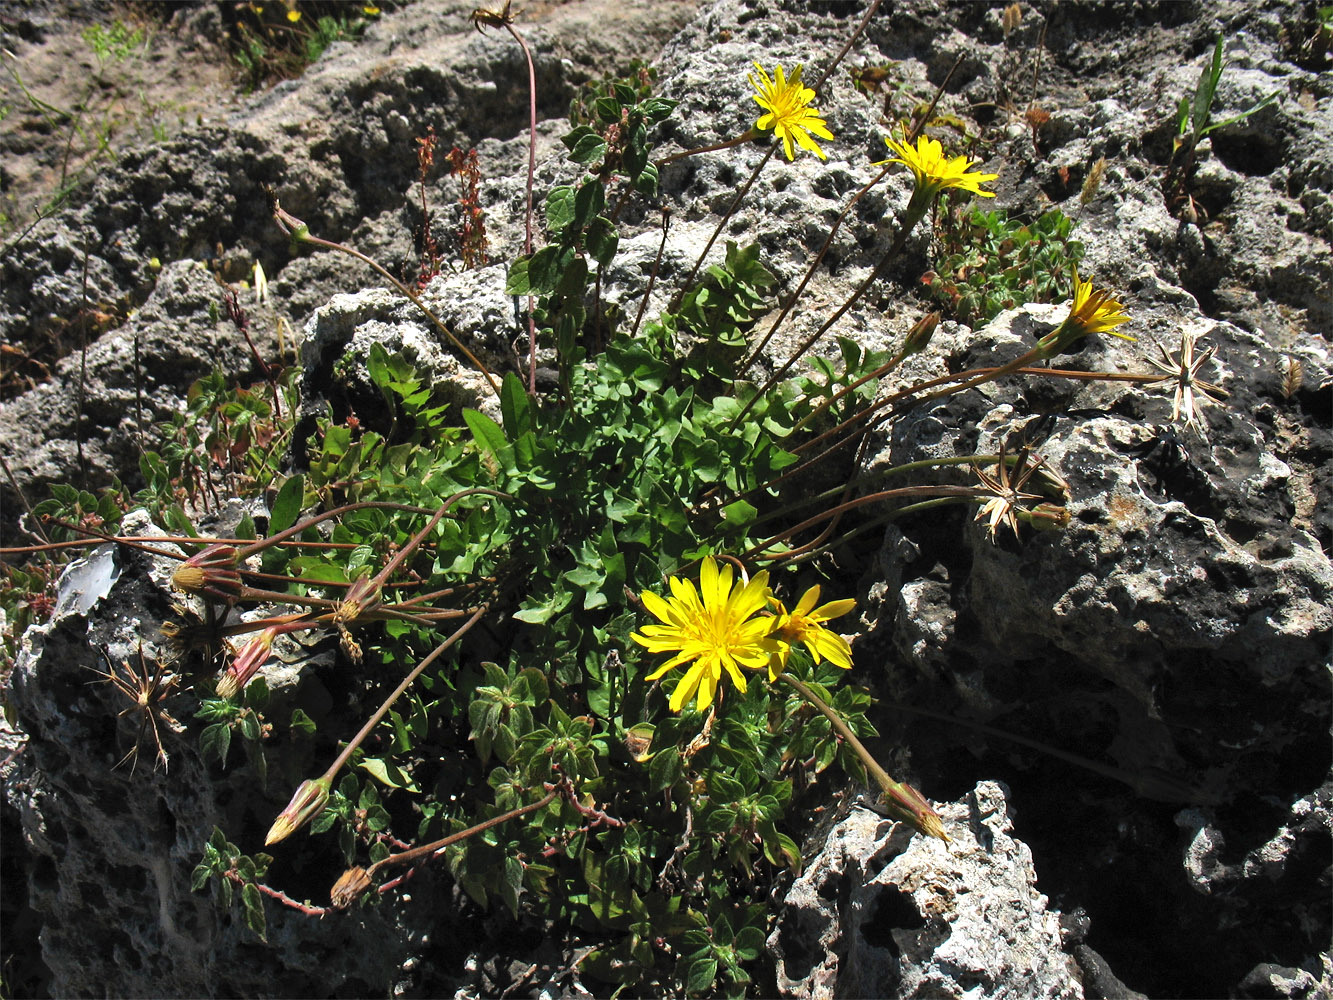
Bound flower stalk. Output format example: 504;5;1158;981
779;673;948;843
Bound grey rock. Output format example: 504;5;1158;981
770;781;1082;999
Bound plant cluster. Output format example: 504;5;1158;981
0;16;182;244
1163;35;1279;223
224;1;382;92
924;198;1085;326
1;4;1234;996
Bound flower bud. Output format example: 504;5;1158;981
330;866;373;911
217;627;277;700
265;777;331;846
172;545;242;603
902;311;940;356
1022;502;1071;532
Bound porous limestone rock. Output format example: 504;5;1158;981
770;781;1083;999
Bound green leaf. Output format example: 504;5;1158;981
683;956;718;994
528;245;567;294
632;162;659;196
289;708;316;737
463;408;511;463
358;756;421;792
241;882;267;942
200;722;232;767
238;712;261;743
593;95;622;124
190;864;211;893
734;925;765;961
506;256;532;295
573;181;605;231
546;185;576;233
648;748;683;791
269;474;305;534
720;498;757;528
568;132;608;164
499;372;533;439
586;217;619;267
1191;36;1224;138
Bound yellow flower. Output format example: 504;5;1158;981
748;62;834;161
632;558;778;713
1066;264;1132;336
876;128;998;200
765;585;856;681
1037;264;1133;356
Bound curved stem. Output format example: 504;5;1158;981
324;603;489;781
778;673;947;842
504;21;540;394
668;144;776;312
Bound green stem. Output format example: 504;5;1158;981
778;673;947;842
324;604;489;782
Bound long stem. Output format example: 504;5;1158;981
324;604;489;782
504;21;540;393
629;208;672;342
654;129;759;168
728;198;928;432
273;207;500;398
738;165;892;377
779;673;947;842
668;144;776;312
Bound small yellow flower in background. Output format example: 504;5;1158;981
766;586;856;680
749;62;834;161
876;127;998;200
1037;264;1133;357
286;8;302;24
362;3;381;14
632;557;777;713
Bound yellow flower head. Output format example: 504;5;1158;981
632;558;778;713
765;585;856;681
749;62;834;161
1065;264;1132;337
1037;265;1133;356
876;128;998;200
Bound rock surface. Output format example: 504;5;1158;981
770;781;1082;999
3;0;1331;997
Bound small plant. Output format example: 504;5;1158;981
83;20;146;68
446;146;489;272
1164;35;1280;221
924;199;1085;325
0;21;180;251
225;2;381;92
569;59;658;128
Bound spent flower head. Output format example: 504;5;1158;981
748;62;834;161
765;585;856;681
631;557;778;713
972;444;1047;543
1144;330;1227;439
877;127;998;202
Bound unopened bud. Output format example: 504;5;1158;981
1023;502;1071;532
330;866;374;910
266;777;331;846
217;627;277;700
903;311;940;356
172;545;242;603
